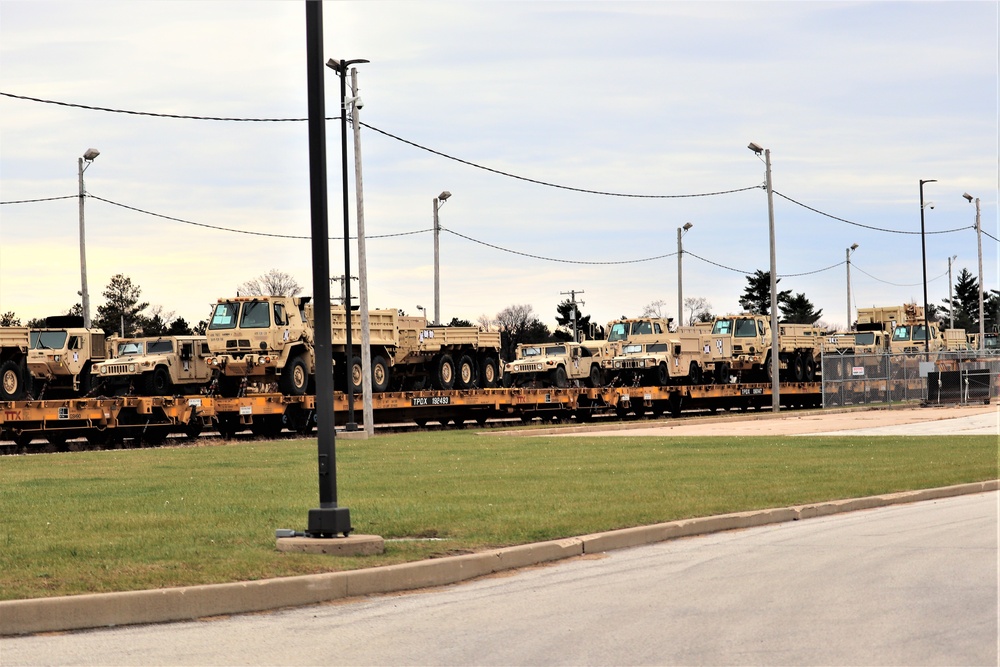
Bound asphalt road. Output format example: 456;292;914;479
4;491;996;667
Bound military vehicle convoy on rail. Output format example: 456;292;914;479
204;295;501;396
92;335;213;396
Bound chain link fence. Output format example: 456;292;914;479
821;351;1000;408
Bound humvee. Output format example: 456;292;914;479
92;335;213;396
503;341;607;388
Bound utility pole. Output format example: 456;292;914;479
349;67;374;436
561;290;585;342
947;255;958;330
331;275;358;305
965;193;984;350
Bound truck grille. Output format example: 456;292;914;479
517;363;543;372
226;339;252;352
621;359;646;369
102;364;135;375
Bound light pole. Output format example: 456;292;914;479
433;191;451;326
947;254;958;330
78;148;100;328
748;142;780;412
416;305;427;322
846;243;858;330
677;222;692;328
326;56;369;432
964;192;984;350
919;179;936;354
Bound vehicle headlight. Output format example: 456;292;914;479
128;364;136;372
100;366;107;374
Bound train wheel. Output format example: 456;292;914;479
434;354;456;390
456;355;476;389
371;355;390;393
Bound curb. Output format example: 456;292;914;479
2;480;996;636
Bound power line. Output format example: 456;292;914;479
852;264;949;288
441;227;679;265
774;190;971;235
0;194;77;205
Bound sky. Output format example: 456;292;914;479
1;1;997;335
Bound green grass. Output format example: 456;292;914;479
1;431;996;600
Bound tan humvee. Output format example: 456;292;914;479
92;335;213;395
503;341;608;388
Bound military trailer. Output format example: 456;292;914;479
92;335;213;396
503;341;607;388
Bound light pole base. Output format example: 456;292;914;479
306;506;353;537
277;533;384;556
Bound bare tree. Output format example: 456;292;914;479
640;299;668;319
0;311;22;326
237;269;302;297
494;304;551;360
684;297;711;324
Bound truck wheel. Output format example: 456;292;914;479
805;356;817;381
551;366;568;388
480;356;499;388
279;355;309;396
349;356;364;393
792;353;806;382
434;354;455;390
688;361;703;385
656;362;670;386
371;355;390;392
143;367;173;396
588;364;603;388
456;355;476;389
0;359;28;401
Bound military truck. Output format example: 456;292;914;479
0;326;31;401
503;341;607;388
92;335;213;396
25;316;108;397
205;295;501;396
822;330;889;356
707;314;823;382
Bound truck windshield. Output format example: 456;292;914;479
631;321;653;335
30;330;68;350
911;325;929;341
622;344;643;354
735;319;758;337
545;346;566;356
711;320;733;335
521;346;542;357
892;326;910;342
209;303;239;330
855;332;876;346
239;301;271;328
607;323;628;342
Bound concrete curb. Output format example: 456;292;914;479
2;480;996;636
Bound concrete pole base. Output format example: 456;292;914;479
276;534;385;556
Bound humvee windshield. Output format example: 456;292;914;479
520;346;542;358
147;340;173;354
544;346;566;356
209;303;239;330
117;341;144;356
30;330;68;350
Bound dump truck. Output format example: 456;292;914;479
0;326;31;401
25;316;108;397
92;335;213;396
707;314;823;382
503;341;608;388
204;295;501;396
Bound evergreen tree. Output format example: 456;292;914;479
779;293;823;324
938;268;980;331
555;299;592;342
95;274;149;337
0;312;21;326
167;317;193;336
739;270;791;315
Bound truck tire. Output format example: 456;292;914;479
371;355;390;393
279;355;309;396
587;364;603;388
0;358;29;401
656;362;670;386
143;366;173;396
456;355;476;389
792;353;806;382
434;354;455;390
479;356;499;388
688;361;703;385
551;365;568;388
349;356;364;393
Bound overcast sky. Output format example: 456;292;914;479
1;1;996;334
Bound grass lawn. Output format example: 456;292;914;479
1;430;996;600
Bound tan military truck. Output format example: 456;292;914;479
25;316;108;397
205;295;501;396
92;335;213;396
707;314;823;382
503;341;607;388
0;326;31;401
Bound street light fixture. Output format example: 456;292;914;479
846;243;859;330
677;222;693;328
748;142;780;412
326;56;369;432
964;192;985;350
919;179;937;354
78;148;100;328
416;305;427;322
433;191;451;326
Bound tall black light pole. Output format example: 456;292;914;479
303;0;350;537
919;179;936;354
327;56;368;432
